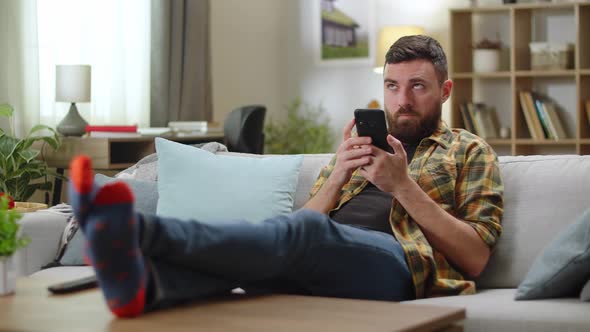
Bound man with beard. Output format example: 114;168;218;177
67;35;503;317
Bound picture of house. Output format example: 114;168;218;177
320;0;369;60
321;0;358;47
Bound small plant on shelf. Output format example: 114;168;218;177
473;37;502;73
473;37;502;50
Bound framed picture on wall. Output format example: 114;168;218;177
315;0;375;66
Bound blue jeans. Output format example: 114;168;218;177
140;209;414;310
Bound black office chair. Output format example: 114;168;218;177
223;105;266;154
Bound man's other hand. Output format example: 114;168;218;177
359;135;411;194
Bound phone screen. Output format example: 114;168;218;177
354;109;392;153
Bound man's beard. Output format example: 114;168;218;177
386;104;441;144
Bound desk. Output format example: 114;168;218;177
0;276;465;331
35;133;224;205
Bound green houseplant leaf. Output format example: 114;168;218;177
0;195;30;257
0;103;62;202
0;104;14;118
264;98;335;154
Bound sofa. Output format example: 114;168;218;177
14;152;590;331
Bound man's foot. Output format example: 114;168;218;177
69;155;147;318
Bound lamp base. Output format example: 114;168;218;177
57;103;88;136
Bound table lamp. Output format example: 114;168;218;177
55;65;91;136
373;26;425;74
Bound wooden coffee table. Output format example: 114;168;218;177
0;276;465;332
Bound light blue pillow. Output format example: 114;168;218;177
155;137;303;223
515;208;590;300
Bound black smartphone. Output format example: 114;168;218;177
47;275;98;294
354;109;392;153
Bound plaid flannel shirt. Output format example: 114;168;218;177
309;121;504;298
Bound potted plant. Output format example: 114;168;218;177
0;103;62;204
264;98;335;154
0;193;30;295
473;37;502;73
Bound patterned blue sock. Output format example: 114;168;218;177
69;155;147;318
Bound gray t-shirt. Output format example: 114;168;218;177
330;182;394;234
329;143;417;235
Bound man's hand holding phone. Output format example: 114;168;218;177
301;118;374;214
327;118;374;189
353;109;411;194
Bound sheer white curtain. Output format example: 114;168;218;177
37;0;151;128
0;0;39;137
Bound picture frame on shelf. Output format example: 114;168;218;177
314;0;375;66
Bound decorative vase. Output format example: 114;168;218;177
0;255;16;296
473;49;500;73
56;103;88;137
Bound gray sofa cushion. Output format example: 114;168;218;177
477;155;590;289
406;289;590;332
515;208;590;300
95;174;158;215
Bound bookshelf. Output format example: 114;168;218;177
450;1;590;156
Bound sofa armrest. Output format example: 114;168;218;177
14;210;68;276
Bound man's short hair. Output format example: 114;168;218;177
384;35;448;84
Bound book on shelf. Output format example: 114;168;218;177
489;107;501;138
459;103;475;134
524;91;546;139
542;101;568;140
517;91;569;141
85;124;140;138
85;125;138;133
533;97;553;139
137;127;171;136
518;91;544;140
466;103;481;136
471;103;499;139
86;131;142;138
167;121;224;134
461;102;499;139
168;121;208;133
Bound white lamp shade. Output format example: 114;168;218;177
374;26;425;73
55;65;91;102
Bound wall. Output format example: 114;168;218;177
210;0;287;124
211;0;471;147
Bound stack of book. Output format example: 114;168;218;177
85;125;140;137
518;91;568;140
167;121;222;135
459;102;500;139
168;121;208;133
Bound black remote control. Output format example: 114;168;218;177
47;275;98;294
